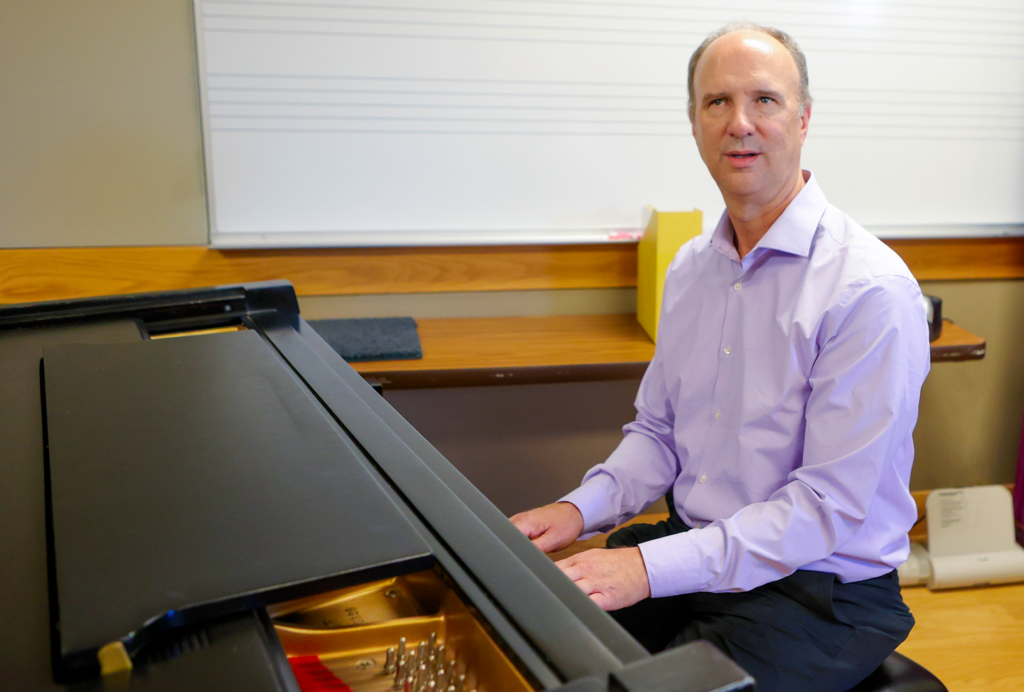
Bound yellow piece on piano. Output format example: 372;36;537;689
98;640;133;676
636;207;703;342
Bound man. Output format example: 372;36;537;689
511;22;930;692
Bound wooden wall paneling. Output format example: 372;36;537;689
886;237;1024;281
1;236;1022;305
0;244;637;304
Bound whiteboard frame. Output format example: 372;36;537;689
209;229;641;249
194;1;221;248
207;224;1024;249
867;224;1024;240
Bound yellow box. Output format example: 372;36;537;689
636;207;703;342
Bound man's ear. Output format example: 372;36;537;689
798;104;811;144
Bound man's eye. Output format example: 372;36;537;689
710;98;724;106
758;96;773;104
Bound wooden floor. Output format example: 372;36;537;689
898;582;1024;692
549;515;1024;692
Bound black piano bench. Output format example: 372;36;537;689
846;652;948;692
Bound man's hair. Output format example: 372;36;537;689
687;20;812;121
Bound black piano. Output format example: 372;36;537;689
0;281;753;692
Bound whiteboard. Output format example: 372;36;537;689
194;0;1024;248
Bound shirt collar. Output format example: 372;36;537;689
709;170;827;261
710;214;741;261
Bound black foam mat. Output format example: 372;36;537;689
309;317;423;362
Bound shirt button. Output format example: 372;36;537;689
723;346;731;355
733;282;742;291
714;410;721;420
699;474;707;483
694;522;702;528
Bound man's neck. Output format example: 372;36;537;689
727;170;807;259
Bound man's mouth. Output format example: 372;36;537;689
725;151;760;167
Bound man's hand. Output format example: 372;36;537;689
555;547;651;611
510;502;584;553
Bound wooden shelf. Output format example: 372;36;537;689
350;315;985;389
929;321;986;361
350;314;654;389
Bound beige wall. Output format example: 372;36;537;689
0;1;207;247
3;2;1020;494
913;280;1024;489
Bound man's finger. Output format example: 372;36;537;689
553;554;578;570
557;562;583;582
509;515;540;538
531;533;559;553
509;503;584;554
535;527;574;553
588;592;613;611
573;578;599;596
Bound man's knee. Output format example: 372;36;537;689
606;525;644;549
663;571;914;692
606;517;688;549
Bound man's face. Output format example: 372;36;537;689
691;30;810;208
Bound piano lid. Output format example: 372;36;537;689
42;329;433;675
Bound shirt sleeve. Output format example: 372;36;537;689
560;329;682;538
638;275;931;595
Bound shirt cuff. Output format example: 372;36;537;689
559;477;619;538
637;530;706;597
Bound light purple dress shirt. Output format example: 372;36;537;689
562;173;931;597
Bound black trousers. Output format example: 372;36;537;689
606;516;914;692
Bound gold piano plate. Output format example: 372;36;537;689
269;574;439;629
273;570;534;692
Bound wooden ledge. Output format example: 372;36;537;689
351;314;653;389
929;322;985;361
350;314;985;389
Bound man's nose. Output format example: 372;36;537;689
726;105;755;138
